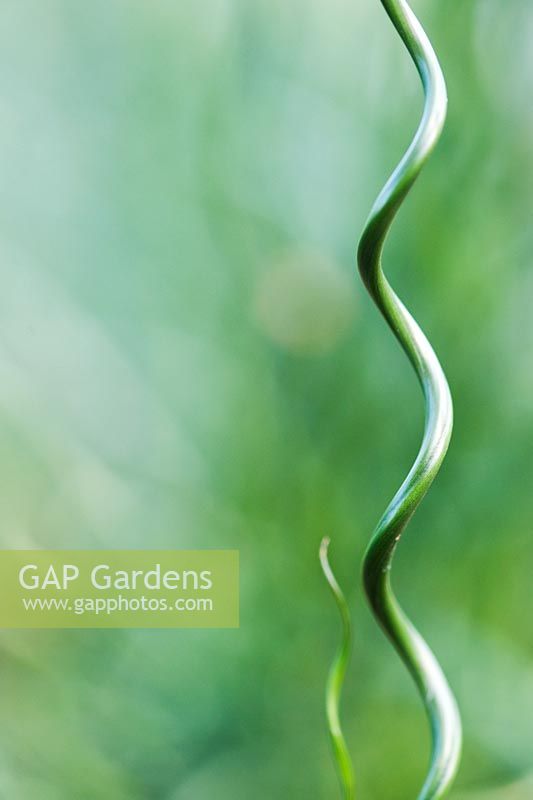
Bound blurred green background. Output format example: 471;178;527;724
0;0;531;797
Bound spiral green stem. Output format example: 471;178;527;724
320;537;355;799
357;1;462;797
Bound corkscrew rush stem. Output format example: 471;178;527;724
320;538;355;800
357;1;462;798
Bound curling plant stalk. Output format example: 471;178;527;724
358;1;462;797
321;1;462;797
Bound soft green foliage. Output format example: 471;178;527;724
0;1;532;799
